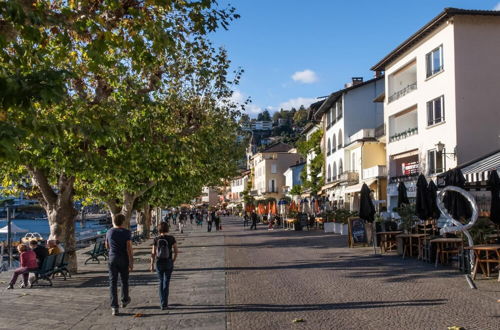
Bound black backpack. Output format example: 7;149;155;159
156;237;170;260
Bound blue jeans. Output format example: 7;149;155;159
157;259;174;307
108;256;130;308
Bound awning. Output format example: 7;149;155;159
321;181;340;192
344;179;378;194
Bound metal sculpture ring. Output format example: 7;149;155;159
437;185;478;271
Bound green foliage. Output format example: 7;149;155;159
297;129;323;196
293;107;308;127
257;110;271;121
289;184;303;196
0;0;242;218
395;203;417;232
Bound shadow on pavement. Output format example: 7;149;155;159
165;299;447;315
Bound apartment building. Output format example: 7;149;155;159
314;77;385;208
371;8;500;209
251;143;303;200
230;171;250;204
283;162;305;197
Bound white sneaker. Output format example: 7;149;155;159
111;308;119;316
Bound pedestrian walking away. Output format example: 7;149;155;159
207;210;215;232
150;222;178;310
250;211;258;230
105;214;134;316
243;213;249;227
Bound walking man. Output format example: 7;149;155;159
250;211;258;230
105;214;133;316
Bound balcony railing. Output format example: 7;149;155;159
339;171;359;184
388;82;417;103
363;165;387;179
389;173;419;184
389;127;418;143
375;124;385;138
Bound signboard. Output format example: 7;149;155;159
402;161;419;175
348;217;368;247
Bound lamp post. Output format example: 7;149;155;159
435;141;456;159
7;206;12;268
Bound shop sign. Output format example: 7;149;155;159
402;161;419;175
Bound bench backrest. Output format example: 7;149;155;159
40;254;57;274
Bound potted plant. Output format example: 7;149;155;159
395;203;417;233
335;209;353;235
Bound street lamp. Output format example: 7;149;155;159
435;141;456;159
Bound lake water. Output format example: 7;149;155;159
0;219;110;241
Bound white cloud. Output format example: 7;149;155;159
291;69;318;84
279;97;317;110
494;2;500;10
230;90;262;115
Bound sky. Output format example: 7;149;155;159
211;0;500;117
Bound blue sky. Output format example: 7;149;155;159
212;0;500;117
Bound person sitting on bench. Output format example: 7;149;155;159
47;240;61;255
6;244;38;289
29;240;48;268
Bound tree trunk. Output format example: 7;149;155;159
137;204;151;239
107;192;136;229
30;169;79;273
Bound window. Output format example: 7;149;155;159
427;95;444;126
426;45;443;78
327;109;331;128
327;164;331;182
271;164;277;174
428;149;445;175
338;129;343;149
339;159;343;175
327;139;331;155
337;99;343;119
333;161;337;180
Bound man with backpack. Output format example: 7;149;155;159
150;222;178;310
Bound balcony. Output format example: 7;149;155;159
363;165;387;180
339;171;359;185
388;82;417;103
389;173;419;184
388;60;417;103
389;127;418;142
375;124;385;138
346;128;375;144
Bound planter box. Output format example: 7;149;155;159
333;223;342;233
324;222;335;233
340;224;349;235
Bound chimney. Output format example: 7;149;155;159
344;77;364;88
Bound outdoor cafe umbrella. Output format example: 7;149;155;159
415;174;430;220
359;183;375;222
427;180;440;219
443;168;471;220
397;182;410;207
487;170;500;225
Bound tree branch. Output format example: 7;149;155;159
27;167;58;206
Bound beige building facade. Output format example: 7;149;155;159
251;143;303;200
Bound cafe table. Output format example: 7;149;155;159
397;233;428;259
285;218;295;230
315;217;325;229
465;244;500;281
376;231;402;253
430;237;463;268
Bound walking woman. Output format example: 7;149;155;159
150;222;178;310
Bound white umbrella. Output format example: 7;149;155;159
0;223;29;234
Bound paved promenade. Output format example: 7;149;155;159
1;216;499;330
0;223;226;330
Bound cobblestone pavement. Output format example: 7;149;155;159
1;216;499;330
0;222;226;330
224;217;500;330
